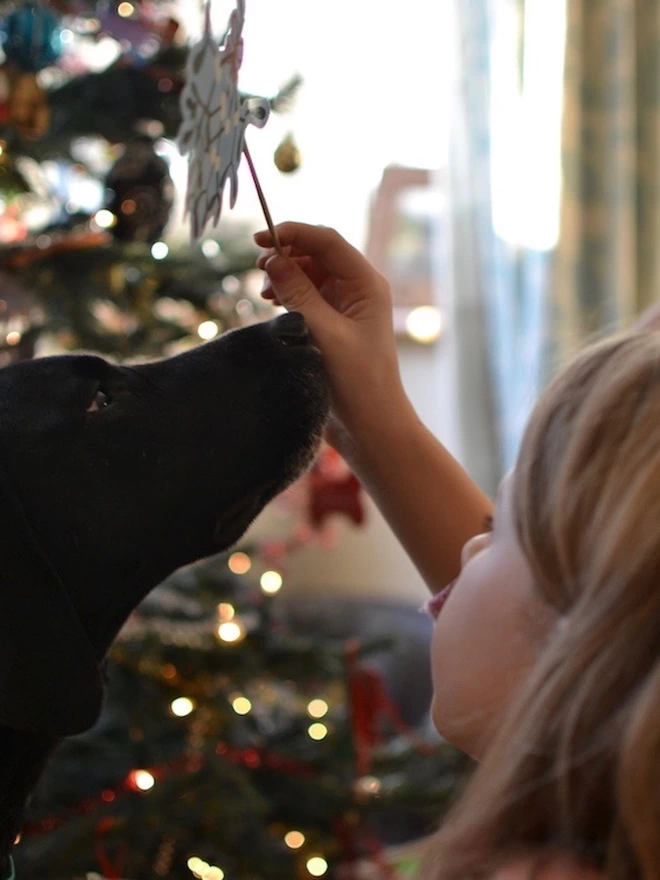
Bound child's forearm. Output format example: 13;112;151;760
337;399;493;594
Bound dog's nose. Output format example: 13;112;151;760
274;312;311;346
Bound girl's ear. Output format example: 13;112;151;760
0;470;103;737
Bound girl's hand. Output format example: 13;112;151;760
255;223;413;450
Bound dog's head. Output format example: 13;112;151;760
0;312;329;737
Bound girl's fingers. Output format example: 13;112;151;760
254;222;375;282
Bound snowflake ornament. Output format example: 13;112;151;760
178;0;270;240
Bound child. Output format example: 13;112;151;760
255;223;659;879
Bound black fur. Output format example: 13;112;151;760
0;312;328;868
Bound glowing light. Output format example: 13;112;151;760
170;697;195;717
217;620;245;643
307;699;328;719
201;239;221;258
306;856;328;876
308;722;328;741
217;602;235;621
284;830;305;849
354;775;382;796
260;570;283;594
187;857;224;879
151;241;169;260
121;198;136;215
405;306;443;344
232;696;252;715
6;331;21;346
130;769;155;791
117;2;134;16
228;551;251;574
187;857;205;876
197;320;218;340
93;210;116;229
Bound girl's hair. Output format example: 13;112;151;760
423;332;660;880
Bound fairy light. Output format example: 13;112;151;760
228;551;251;574
260;570;283;594
117;2;134;16
217;620;245;643
306;856;328;877
405;306;443;344
151;241;169;260
307;722;328;741
197;320;219;340
170;697;195;717
231;696;252;715
201;239;221;258
217;602;235;621
129;769;155;791
284;830;305;849
187;857;224;880
6;331;21;346
307;699;328;719
93;209;116;229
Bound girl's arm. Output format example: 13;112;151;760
256;223;493;594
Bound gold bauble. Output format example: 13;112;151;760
274;133;301;173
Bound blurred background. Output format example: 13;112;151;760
1;0;658;877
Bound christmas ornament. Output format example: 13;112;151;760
0;0;63;72
105;135;174;243
177;0;278;246
274;132;301;173
307;450;365;528
6;70;49;139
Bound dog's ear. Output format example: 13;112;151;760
0;472;103;737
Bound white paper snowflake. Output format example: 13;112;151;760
177;0;270;240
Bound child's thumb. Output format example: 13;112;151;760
264;255;335;333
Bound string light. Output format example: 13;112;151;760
93;209;116;229
117;2;135;16
170;697;195;717
6;331;20;346
231;695;252;715
217;620;245;643
405;306;443;344
284;830;305;849
217;602;235;621
151;241;169;260
201;239;221;258
306;699;328;719
260;570;283;594
306;856;328;876
228;551;251;574
128;769;155;791
187;857;224;879
197;320;218;340
307;723;328;741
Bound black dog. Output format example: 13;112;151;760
0;312;328;874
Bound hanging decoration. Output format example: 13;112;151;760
104;135;174;243
177;0;281;250
274;132;301;173
0;0;64;140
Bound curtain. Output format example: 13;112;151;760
553;0;660;364
446;0;564;490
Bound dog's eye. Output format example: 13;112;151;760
87;388;111;413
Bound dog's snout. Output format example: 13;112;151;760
274;312;311;347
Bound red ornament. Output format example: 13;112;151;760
307;451;365;528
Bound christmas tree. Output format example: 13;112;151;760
17;545;469;880
0;2;471;877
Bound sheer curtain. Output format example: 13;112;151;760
445;0;565;492
553;0;660;363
